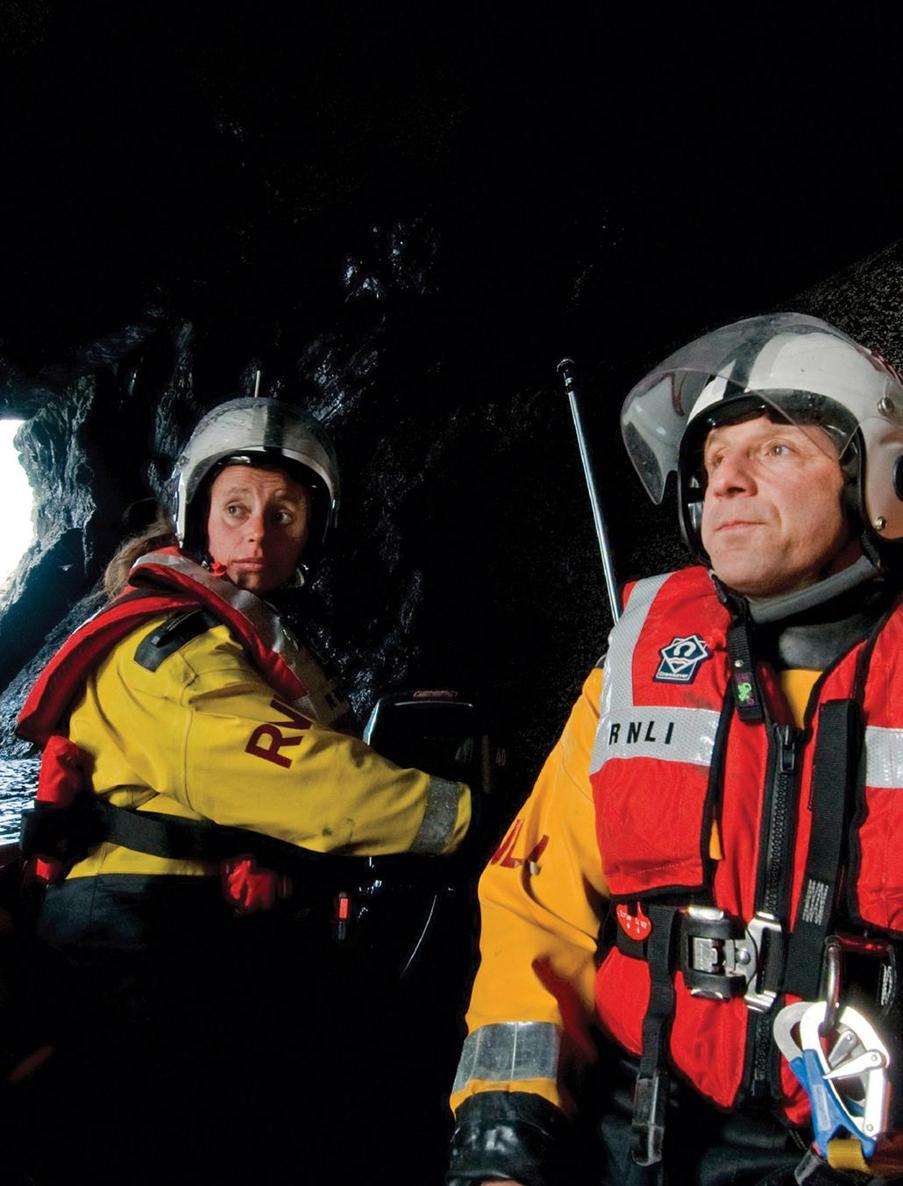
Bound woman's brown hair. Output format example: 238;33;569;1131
103;509;178;600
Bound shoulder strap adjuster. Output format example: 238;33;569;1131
134;609;220;671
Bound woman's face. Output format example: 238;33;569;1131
205;465;311;593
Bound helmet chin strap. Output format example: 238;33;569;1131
742;553;878;625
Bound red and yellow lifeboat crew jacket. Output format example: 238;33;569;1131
451;566;902;1158
17;548;471;935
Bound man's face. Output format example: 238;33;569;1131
699;415;856;597
206;465;311;593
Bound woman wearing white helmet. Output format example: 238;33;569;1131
14;396;471;1186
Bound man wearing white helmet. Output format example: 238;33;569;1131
448;314;903;1186
13;396;471;1185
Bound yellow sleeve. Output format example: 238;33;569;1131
67;618;470;876
451;665;608;1118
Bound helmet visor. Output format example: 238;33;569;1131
621;312;903;503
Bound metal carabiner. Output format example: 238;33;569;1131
821;937;843;1036
798;1000;890;1159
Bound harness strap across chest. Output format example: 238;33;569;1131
590;569;903;1158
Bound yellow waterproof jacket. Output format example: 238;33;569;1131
63;613;471;881
451;663;818;1120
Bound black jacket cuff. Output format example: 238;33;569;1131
447;1090;576;1186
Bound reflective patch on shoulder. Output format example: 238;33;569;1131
864;726;903;789
452;1021;561;1093
603;573;672;713
410;777;460;853
590;706;720;772
134;610;221;672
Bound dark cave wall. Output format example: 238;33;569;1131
0;224;574;793
0;14;901;1185
2;6;903;821
2;237;903;816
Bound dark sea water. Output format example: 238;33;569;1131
0;757;38;844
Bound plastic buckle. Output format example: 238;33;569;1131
630;1069;667;1167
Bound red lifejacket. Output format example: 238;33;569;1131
18;547;344;747
16;549;343;906
590;566;903;1118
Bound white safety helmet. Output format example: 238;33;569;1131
621;312;903;562
171;397;340;557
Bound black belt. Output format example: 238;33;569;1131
20;795;444;887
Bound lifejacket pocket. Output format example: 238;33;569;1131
593;758;710;897
595;946;647;1056
595;945;753;1110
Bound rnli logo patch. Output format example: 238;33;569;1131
655;634;711;684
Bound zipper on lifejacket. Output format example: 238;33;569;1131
748;722;801;1099
761;724;799;916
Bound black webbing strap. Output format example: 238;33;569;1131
783;699;862;1000
97;800;277;863
20;797;107;861
98;801;444;886
21;796;440;886
631;904;680;1168
20;797;275;867
726;619;765;723
616;924;648;960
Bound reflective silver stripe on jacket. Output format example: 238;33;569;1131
590;573;718;773
452;1022;561;1094
410;777;461;853
132;551;347;726
864;726;903;789
593;706;721;769
601;573;671;713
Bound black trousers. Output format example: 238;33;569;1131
590;1053;806;1186
3;874;468;1186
